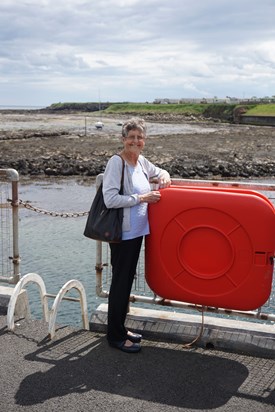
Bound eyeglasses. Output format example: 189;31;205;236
125;135;145;141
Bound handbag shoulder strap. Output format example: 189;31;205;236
115;154;125;190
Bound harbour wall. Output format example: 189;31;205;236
240;115;275;127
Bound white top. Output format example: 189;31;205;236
123;162;150;240
102;154;170;232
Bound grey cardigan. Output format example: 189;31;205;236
102;154;170;232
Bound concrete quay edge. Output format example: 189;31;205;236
90;303;275;358
0;285;30;317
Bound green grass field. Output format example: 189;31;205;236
244;104;275;116
105;103;212;115
48;102;275;117
105;102;275;117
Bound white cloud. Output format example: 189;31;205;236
0;0;275;105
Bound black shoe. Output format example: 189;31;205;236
127;331;142;343
109;340;141;353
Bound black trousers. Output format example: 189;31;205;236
107;236;143;343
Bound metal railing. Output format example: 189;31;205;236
0;169;20;284
1;168;274;327
95;177;275;325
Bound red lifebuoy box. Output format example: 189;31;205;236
145;186;275;310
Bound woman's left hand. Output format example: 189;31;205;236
159;178;171;188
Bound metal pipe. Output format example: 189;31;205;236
0;169;20;284
0;276;15;283
11;179;20;284
95;287;275;322
94;175;109;298
171;177;275;191
128;293;275;322
0;169;19;181
46;293;81;302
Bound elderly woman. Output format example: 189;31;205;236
103;117;171;353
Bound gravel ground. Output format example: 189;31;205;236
0;111;275;179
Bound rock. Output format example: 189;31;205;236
1;113;275;179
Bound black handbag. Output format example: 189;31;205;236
84;155;125;243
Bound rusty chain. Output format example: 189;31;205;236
17;199;89;218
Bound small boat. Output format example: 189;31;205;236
95;121;104;130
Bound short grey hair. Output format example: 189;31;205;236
122;117;147;138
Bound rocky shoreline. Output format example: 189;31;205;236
0;112;275;180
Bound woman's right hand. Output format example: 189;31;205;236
139;191;161;204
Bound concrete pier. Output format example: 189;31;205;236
0;315;274;411
90;303;275;358
0;285;30;317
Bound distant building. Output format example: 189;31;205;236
154;97;230;104
154;96;275;104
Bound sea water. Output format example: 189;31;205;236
18;177;99;327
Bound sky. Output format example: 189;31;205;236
1;0;275;107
